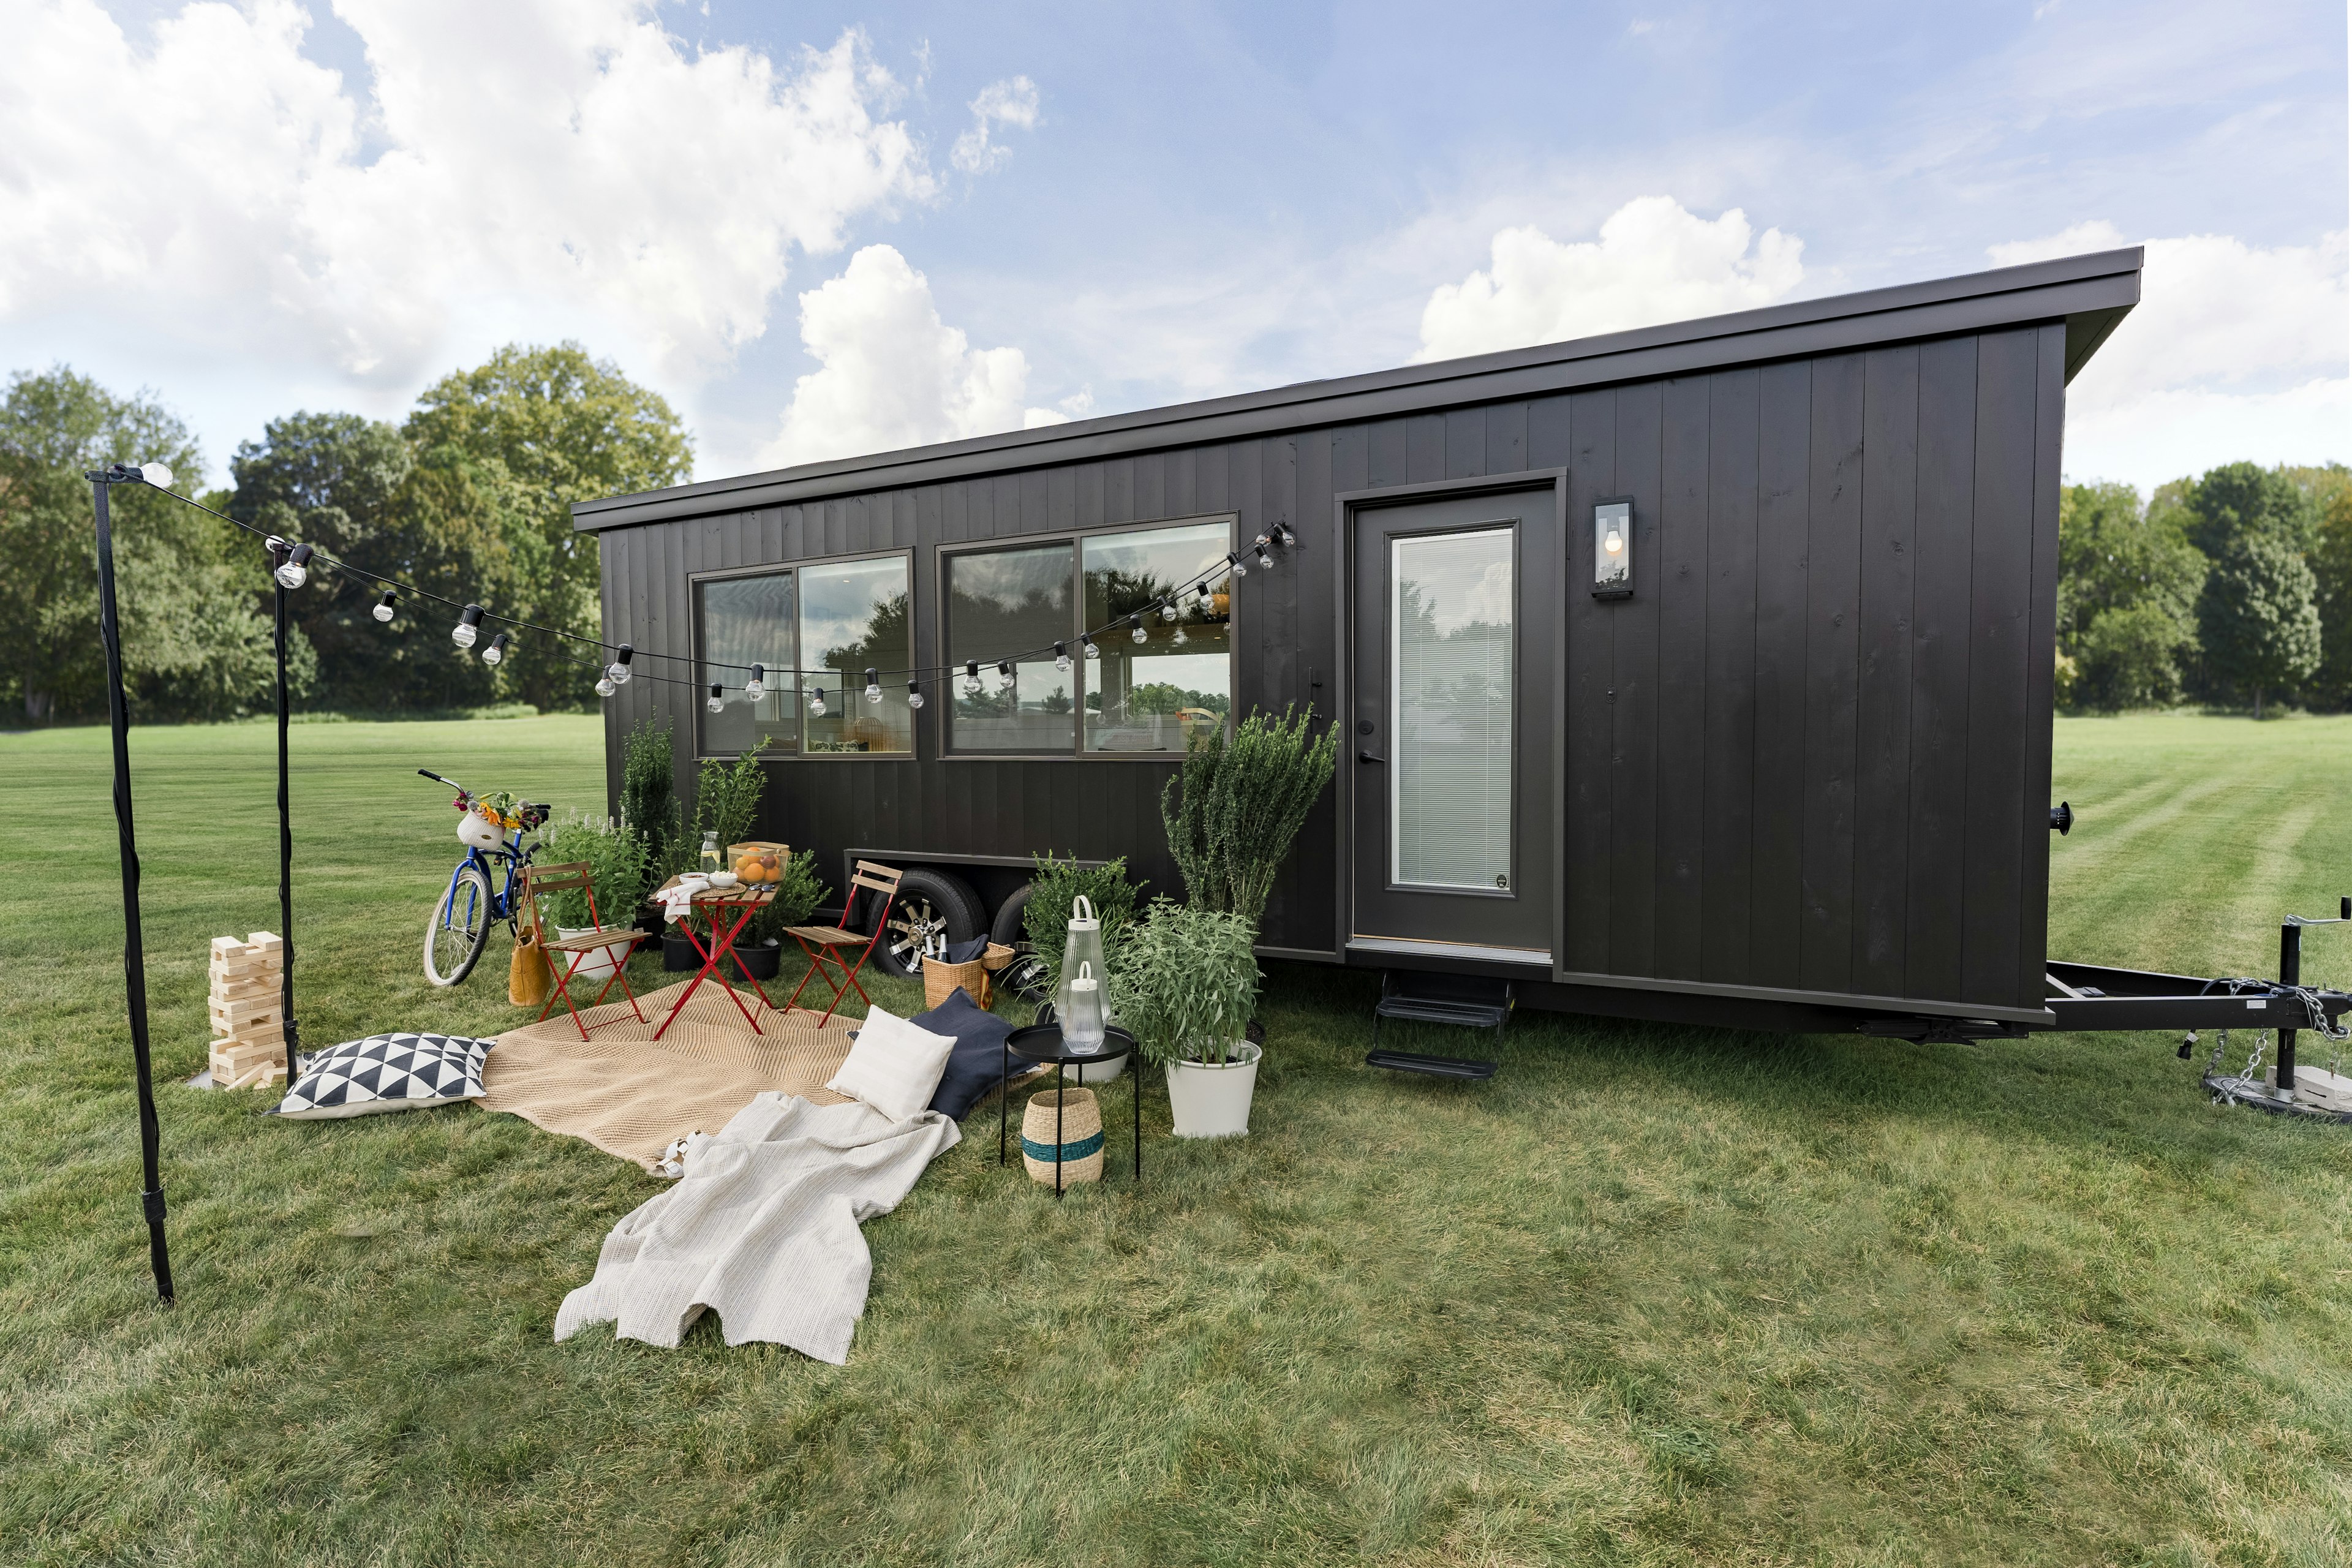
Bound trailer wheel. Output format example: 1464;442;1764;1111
873;867;984;978
989;883;1051;999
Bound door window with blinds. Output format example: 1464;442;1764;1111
693;554;913;758
1389;527;1515;889
943;517;1232;756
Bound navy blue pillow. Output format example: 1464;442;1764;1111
915;986;1017;1120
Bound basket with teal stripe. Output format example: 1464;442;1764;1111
1021;1087;1104;1185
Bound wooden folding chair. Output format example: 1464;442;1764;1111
782;860;903;1027
520;861;648;1041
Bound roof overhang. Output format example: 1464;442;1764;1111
575;246;2142;532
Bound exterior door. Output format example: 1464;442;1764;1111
1349;488;1556;962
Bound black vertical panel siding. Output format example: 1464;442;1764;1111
1800;353;1865;994
1852;346;1920;996
1653;377;1711;980
1609;382;1664;976
600;326;2060;1014
1701;369;1761;984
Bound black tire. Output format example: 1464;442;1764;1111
870;867;985;978
424;862;494;987
989;883;1051;999
989;883;1033;949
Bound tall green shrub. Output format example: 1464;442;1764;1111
619;716;678;884
1022;853;1146;996
692;752;764;859
1160;705;1339;925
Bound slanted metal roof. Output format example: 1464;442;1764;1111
573;246;2141;532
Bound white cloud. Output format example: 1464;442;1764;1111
1987;223;2350;488
0;1;935;393
1414;196;1806;363
759;244;1062;468
951;75;1040;175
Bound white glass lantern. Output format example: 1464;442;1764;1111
1592;497;1633;600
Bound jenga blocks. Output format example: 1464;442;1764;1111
209;932;287;1089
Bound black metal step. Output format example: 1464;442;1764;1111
1373;994;1510;1030
1365;1048;1499;1080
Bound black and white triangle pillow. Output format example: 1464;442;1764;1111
270;1033;495;1120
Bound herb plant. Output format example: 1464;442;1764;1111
1106;899;1260;1066
1022;852;1145;996
1160;704;1339;925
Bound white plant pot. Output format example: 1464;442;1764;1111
1065;1052;1126;1085
1164;1040;1261;1138
556;927;625;981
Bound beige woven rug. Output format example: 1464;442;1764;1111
477;979;856;1172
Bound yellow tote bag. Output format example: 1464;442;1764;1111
508;929;553;1008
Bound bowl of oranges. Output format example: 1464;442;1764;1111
728;842;789;887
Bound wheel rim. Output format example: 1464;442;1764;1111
1001;952;1049;999
883;895;944;973
429;871;486;983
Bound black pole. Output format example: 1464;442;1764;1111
90;473;173;1305
270;551;300;1074
2278;921;2299;1094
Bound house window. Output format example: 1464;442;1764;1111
694;554;913;757
943;517;1232;756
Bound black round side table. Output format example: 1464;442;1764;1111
999;1023;1140;1195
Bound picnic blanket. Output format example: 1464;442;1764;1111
475;979;856;1172
554;1091;960;1361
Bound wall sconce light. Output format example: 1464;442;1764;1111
1592;497;1634;600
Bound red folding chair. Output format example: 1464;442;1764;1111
521;862;647;1041
782;861;903;1027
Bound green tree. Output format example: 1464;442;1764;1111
2053;480;2204;710
2174;461;2319;559
0;366;306;723
404;344;692;706
2197;532;2321;718
2289;465;2352;710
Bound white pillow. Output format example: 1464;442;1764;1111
826;1006;954;1122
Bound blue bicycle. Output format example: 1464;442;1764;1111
418;769;551;987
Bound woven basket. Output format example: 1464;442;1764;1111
922;943;1014;1009
1021;1087;1103;1185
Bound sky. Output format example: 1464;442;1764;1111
1;0;2344;499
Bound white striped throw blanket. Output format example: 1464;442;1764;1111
554;1091;959;1362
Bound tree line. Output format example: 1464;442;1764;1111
1;346;690;724
2059;463;2352;717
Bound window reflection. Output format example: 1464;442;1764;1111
696;573;797;755
1082;522;1231;753
802;557;913;754
946;543;1076;752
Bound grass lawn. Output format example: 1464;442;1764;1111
4;712;2351;1566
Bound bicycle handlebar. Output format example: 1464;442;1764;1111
417;768;463;793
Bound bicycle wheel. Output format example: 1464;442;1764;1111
424;862;494;987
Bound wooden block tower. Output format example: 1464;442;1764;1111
209;933;287;1090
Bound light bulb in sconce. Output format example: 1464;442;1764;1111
1604;527;1624;556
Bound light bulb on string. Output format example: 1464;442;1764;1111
452;604;483;649
962;660;981;696
809;684;826;717
480;631;510;666
1254;535;1273;570
1227;549;1246;579
864;668;882;704
1129;616;1147;645
1054;641;1071;673
1081;633;1099;660
745;663;765;701
706;682;724;714
606;644;633;685
1159;598;1178;623
273;542;314;590
595;674;616;699
907;679;925;710
995;660;1013;695
372;588;398;623
137;461;174;489
1197;580;1215;611
1273;523;1296;548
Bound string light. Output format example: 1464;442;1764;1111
372;588;398;623
1227;549;1247;579
1054;641;1070;673
1159;598;1178;622
273;542;314;590
595;673;616;699
1129;616;1147;645
996;659;1012;685
963;660;981;696
1273;522;1295;548
1081;633;1099;660
451;605;483;649
809;684;826;717
907;679;925;710
1196;580;1215;611
706;682;723;714
480;631;510;666
1253;535;1273;570
606;644;634;686
745;663;765;701
864;668;882;703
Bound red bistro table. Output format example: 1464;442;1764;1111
650;876;778;1040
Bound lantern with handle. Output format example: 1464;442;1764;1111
1054;895;1109;1041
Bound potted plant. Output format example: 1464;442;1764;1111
1160;704;1339;925
1022;853;1145;1084
1109;899;1262;1137
537;810;648;981
738;848;829;982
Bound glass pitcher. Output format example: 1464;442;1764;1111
699;831;725;877
1054;895;1107;1028
1062;962;1106;1055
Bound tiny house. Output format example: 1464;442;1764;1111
577;247;2141;1035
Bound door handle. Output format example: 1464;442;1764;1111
1357;750;1385;764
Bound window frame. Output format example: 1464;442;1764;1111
688;546;919;763
933;511;1240;761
